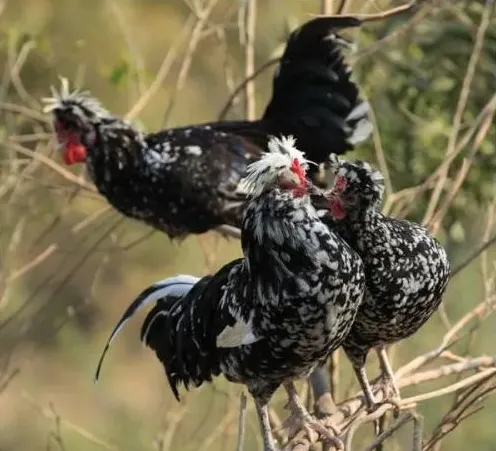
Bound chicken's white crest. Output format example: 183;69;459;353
239;135;314;197
42;76;110;119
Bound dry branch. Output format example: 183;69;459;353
23;391;118;450
217;58;279;121
125;13;197;121
242;0;257;121
312;0;421;22
162;0;220;125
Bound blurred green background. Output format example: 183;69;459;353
0;1;495;450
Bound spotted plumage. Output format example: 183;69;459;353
94;138;365;450
318;157;451;406
42;16;371;239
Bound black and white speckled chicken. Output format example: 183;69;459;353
42;16;371;239
317;156;451;410
94;137;365;451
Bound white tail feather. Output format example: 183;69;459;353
348;119;373;145
346;101;373;145
346;101;370;122
94;275;200;382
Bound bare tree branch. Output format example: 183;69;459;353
162;0;220;125
217;57;279;121
312;0;421;22
241;0;257;121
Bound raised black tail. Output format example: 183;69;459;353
262;16;371;163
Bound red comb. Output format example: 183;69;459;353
290;158;306;180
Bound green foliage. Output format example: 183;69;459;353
356;2;496;238
107;59;131;86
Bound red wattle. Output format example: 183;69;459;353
330;199;346;219
334;175;347;193
63;143;87;165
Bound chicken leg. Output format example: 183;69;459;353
254;397;280;451
236;391;248;451
353;356;401;437
376;345;401;403
283;382;343;449
354;365;378;411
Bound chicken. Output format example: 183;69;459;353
43;15;372;413
317;156;451;412
94;137;365;451
42;16;371;239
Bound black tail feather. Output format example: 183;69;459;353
262;16;371;162
140;273;225;400
142;296;184;400
94;275;200;384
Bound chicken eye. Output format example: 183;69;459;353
82;126;97;147
346;193;359;205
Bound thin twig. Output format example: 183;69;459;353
398;355;496;389
336;0;348;14
354;0;439;60
361;411;422;451
243;0;257;120
0;368;20;395
369;100;393;198
105;0;147;96
202;402;238;449
423;380;496;450
423;0;495;225
429;104;496;233
217;58;279;120
402;369;496;405
0;101;49;122
6;206;110;284
125;13;197;121
8;39;40;110
384;93;496;220
343;403;394;450
23;391;119;450
312;0;419;22
162;0;220;125
158;404;189;451
321;0;334;16
7;141;97;192
396;295;496;379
